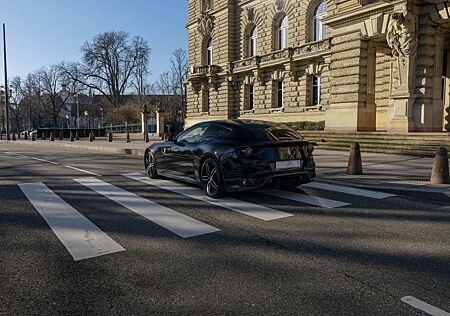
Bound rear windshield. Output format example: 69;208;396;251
243;124;303;141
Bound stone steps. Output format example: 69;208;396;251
299;131;450;157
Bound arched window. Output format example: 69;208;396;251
249;26;258;57
207;38;213;65
278;15;288;50
313;2;327;41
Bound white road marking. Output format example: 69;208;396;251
263;190;350;208
75;177;219;238
66;166;100;176
303;182;395;199
31;157;59;165
401;296;450;316
4;152;58;165
123;173;293;221
18;182;125;261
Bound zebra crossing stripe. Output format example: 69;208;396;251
401;296;450;316
18;182;125;261
303;182;395;199
122;173;293;221
263;190;350;208
74;177;219;238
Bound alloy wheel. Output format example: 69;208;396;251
145;152;158;178
201;158;222;197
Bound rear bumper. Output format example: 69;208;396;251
224;169;316;192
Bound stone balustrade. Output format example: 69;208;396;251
228;38;332;73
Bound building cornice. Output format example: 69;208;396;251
324;0;403;28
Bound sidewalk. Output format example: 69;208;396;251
3;137;450;203
314;149;450;203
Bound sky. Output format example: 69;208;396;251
0;0;188;83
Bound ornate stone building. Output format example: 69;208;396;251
185;0;450;132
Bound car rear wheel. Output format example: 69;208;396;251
145;151;159;179
200;158;226;198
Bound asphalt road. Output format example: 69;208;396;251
1;143;449;316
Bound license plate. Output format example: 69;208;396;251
275;160;302;170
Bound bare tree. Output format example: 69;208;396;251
8;76;24;132
155;71;176;95
38;65;70;127
170;48;188;102
21;72;48;129
62;31;150;108
152;49;188;132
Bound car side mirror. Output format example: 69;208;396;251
168;134;175;142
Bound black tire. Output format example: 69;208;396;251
145;151;159;179
200;158;226;198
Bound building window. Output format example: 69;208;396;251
313;2;327;41
246;85;254;110
202;89;210;112
275;81;284;108
249;27;258;57
278;15;288;50
312;76;321;106
207;38;213;65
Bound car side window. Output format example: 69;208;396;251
201;125;232;140
176;125;208;144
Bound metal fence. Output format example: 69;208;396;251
105;123;142;133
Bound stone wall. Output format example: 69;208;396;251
374;50;391;130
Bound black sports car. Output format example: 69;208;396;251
144;119;316;198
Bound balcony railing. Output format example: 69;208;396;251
190;65;222;77
229;38;332;73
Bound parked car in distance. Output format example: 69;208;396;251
20;130;37;137
144;119;316;198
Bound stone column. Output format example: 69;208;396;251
366;44;377;131
141;104;149;137
325;32;368;131
156;109;166;139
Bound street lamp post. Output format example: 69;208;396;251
84;110;88;129
65;114;70;129
3;23;10;140
99;107;103;127
74;92;80;129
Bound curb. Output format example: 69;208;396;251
2;140;147;157
316;178;450;204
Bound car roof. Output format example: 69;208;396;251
204;119;281;129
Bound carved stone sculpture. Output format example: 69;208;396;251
386;9;418;57
275;0;284;11
247;7;255;21
386;6;418;90
197;11;215;37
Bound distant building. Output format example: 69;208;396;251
186;0;450;132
